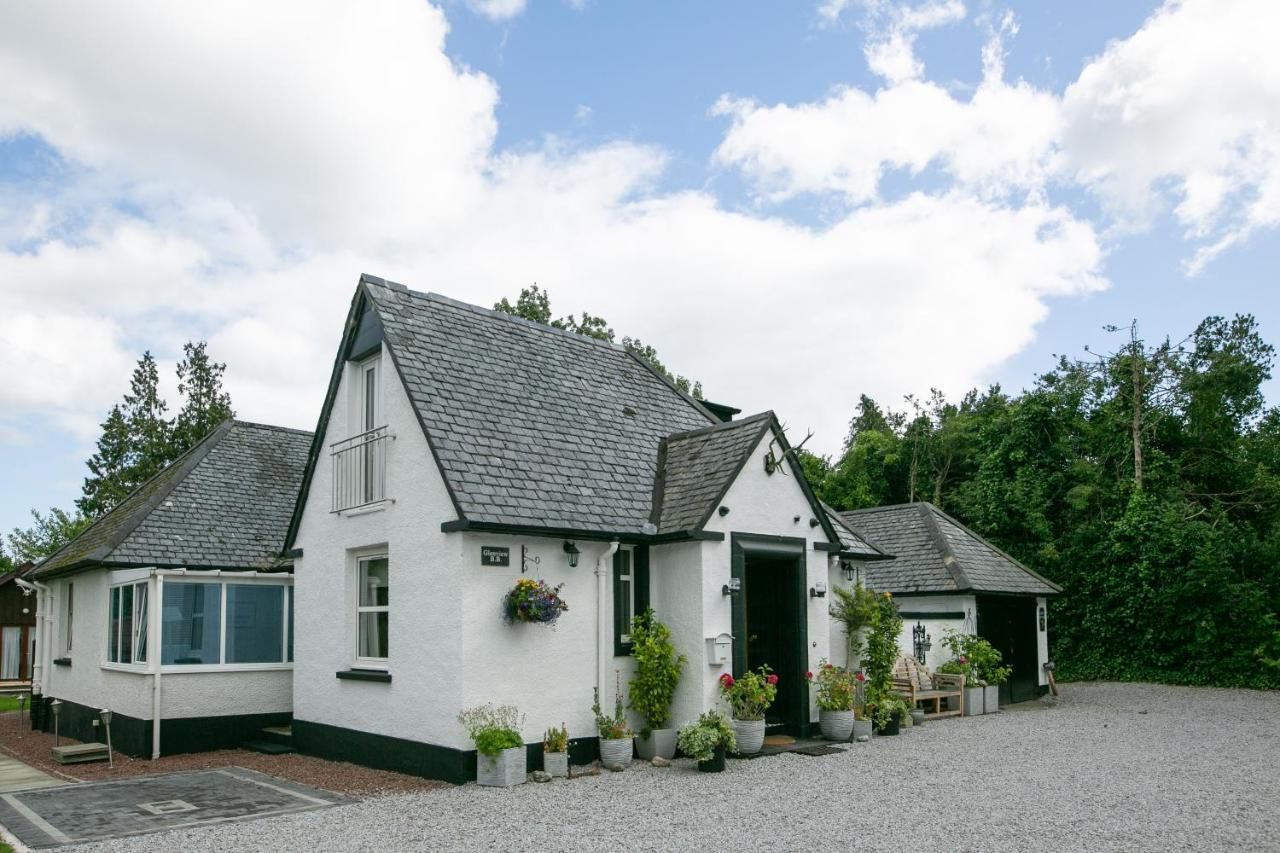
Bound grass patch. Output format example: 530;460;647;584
0;695;30;713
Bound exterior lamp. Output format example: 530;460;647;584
1038;606;1047;632
563;540;580;568
50;699;62;746
809;581;827;598
100;708;115;768
912;621;932;665
841;560;856;582
722;577;741;597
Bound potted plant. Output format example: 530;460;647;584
940;632;1007;716
543;724;569;778
592;674;634;768
677;710;737;772
628;609;687;760
501;577;569;625
718;666;777;754
458;704;526;787
805;660;856;741
868;693;908;736
973;642;1011;714
853;671;873;740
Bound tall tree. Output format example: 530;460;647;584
122;350;172;485
0;542;13;574
173;340;235;454
77;404;132;518
7;508;91;563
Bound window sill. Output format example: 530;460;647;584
336;668;392;683
333;500;393;517
100;662;149;674
52;657;72;667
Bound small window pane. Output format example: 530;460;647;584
120;583;134;663
358;611;388;659
162;583;222;665
226;585;284;664
359;558;389;607
108;587;121;663
133;583;148;664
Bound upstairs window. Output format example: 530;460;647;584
108;581;148;665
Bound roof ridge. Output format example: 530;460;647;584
917;502;971;591
231;419;314;437
837;502;922;516
664;410;772;442
926;503;1062;594
35;420;234;575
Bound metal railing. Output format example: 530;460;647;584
331;426;392;512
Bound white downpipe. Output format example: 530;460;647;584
150;572;164;759
594;541;620;702
15;578;51;697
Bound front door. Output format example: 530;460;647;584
977;596;1038;703
732;535;808;736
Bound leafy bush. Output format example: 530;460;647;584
543;723;568;754
458;704;525;757
592;674;633;740
718;666;777;721
501;577;569;625
829;582;880;665
868;694;909;729
628;609;687;736
862;590;903;702
940;631;1011;686
805;660;857;711
676;711;736;762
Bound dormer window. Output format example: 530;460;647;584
331;352;392;513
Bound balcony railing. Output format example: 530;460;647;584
331;426;393;513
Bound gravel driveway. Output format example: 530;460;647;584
63;682;1280;852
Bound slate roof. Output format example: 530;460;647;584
651;414;773;534
360;280;725;534
35;421;312;578
821;502;889;559
837;502;1060;596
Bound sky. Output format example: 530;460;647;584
1;0;1277;542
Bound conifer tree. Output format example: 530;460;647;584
173;340;235;455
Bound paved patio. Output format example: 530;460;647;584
0;752;64;794
0;767;348;848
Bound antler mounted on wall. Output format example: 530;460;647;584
763;425;814;476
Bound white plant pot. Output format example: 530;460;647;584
818;709;855;741
985;685;1000;713
733;718;766;754
543;750;568;778
964;686;985;716
476;746;526;787
635;728;677;760
598;736;633;767
853;719;873;741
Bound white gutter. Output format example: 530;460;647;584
594;541;621;703
15;578;51;697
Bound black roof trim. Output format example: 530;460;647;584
439;519;724;544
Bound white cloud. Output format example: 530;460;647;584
466;0;527;22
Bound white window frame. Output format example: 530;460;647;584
360;355;380;434
616;545;636;645
354;552;389;668
154;575;294;673
105;580;149;669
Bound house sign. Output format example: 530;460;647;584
481;546;510;567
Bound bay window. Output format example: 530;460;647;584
108;581;148;665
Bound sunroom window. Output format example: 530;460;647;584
107;581;148;665
160;579;292;667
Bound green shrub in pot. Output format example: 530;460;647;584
628;609;686;760
677;711;736;772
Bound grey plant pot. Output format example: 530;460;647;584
733;718;766;754
964;686;985;716
477;746;526;787
910;709;926;727
543;750;568;778
598;736;633;767
636;728;677;760
853;719;873;741
819;709;855;741
984;685;1000;713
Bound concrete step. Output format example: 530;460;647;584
51;743;110;765
242;740;296;755
258;725;293;747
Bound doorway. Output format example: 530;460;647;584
731;535;808;736
977;596;1039;703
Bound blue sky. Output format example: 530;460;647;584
1;0;1276;546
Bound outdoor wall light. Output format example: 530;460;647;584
841;560;857;582
810;581;827;598
913;621;932;665
563;540;580;568
722;577;741;597
1038;605;1047;632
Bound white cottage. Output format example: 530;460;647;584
24;420;311;757
286;275;884;782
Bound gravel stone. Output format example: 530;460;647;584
59;684;1280;852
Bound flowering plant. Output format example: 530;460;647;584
592;672;633;740
501;577;569;625
458;703;524;756
805;659;857;711
719;665;777;721
544;723;569;754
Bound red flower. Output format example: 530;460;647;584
719;673;735;689
805;671;814;680
766;674;779;685
958;657;968;665
855;672;866;682
823;663;834;670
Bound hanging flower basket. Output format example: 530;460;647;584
501;578;568;625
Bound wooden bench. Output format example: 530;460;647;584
893;655;965;719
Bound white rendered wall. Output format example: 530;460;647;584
292;342;468;750
650;541;704;729
892;594;976;672
702;429;834;726
1036;596;1049;685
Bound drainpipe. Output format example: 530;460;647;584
150;571;164;759
594;541;620;703
15;578;51;699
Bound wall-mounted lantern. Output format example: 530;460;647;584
912;621;932;665
809;581;827;599
841;560;857;583
722;577;741;597
563;540;580;568
1038;605;1047;632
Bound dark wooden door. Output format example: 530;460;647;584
977;597;1038;703
743;555;806;733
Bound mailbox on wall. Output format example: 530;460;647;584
706;633;733;666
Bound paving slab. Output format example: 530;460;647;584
0;753;65;794
0;767;350;848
